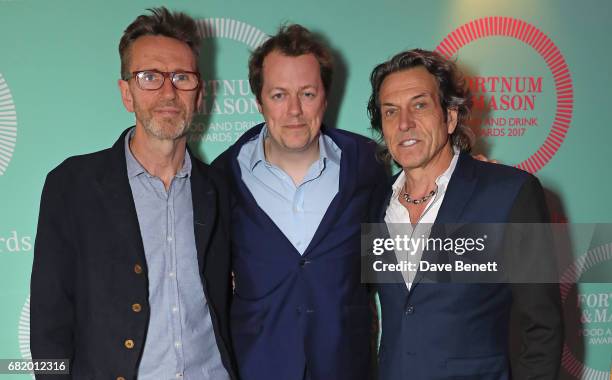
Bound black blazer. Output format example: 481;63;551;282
30;128;238;380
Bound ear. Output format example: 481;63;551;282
256;98;263;114
446;107;458;134
118;79;135;113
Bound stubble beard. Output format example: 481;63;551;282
137;103;192;141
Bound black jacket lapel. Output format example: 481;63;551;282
98;128;147;266
190;159;217;274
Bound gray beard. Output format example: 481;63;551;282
142;115;191;140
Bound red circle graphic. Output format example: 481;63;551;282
436;17;573;173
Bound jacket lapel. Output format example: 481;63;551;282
303;128;357;256
223;127;304;258
98;128;147;265
434;152;478;227
410;153;478;291
225;124;356;258
190;158;217;274
375;173;411;290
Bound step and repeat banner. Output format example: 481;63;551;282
1;0;610;378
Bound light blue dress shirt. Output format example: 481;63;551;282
124;129;229;380
237;125;341;255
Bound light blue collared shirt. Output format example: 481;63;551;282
124;129;229;380
237;125;341;255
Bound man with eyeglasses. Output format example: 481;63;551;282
30;8;238;380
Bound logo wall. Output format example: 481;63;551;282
0;73;17;175
436;17;573;173
192;18;268;150
559;246;612;380
18;295;32;366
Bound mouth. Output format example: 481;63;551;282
154;107;181;116
284;123;307;129
399;139;418;147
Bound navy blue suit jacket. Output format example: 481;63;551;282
213;123;387;380
376;152;563;380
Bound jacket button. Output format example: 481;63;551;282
299;259;310;267
124;339;135;349
405;306;415;315
132;303;142;313
134;264;143;274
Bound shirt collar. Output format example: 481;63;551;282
319;130;341;167
124;127;192;179
248;125;268;171
248;124;341;171
176;150;192;178
436;145;460;186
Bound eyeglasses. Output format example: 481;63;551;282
125;70;200;91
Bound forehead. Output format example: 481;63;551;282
261;51;322;88
127;35;197;71
379;66;439;102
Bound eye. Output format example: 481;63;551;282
174;73;190;82
302;91;316;98
139;71;159;82
384;108;396;117
414;101;428;110
271;93;284;100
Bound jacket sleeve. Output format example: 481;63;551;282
30;169;75;379
508;175;563;380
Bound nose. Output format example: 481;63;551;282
287;94;303;117
398;109;415;131
159;77;178;99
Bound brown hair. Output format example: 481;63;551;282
119;7;201;79
367;49;474;154
248;24;333;103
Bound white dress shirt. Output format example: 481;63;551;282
384;148;460;290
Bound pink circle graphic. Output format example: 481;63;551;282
436;17;573;173
558;244;612;380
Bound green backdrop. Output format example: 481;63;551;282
1;0;610;378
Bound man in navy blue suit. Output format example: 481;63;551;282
213;25;385;380
367;49;563;379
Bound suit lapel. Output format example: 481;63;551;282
434;152;477;227
190;159;217;274
376;173;411;290
224;131;304;259
98;128;147;265
303;128;356;256
410;153;478;291
226;125;356;258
